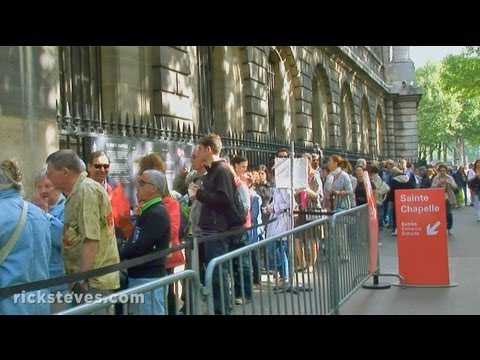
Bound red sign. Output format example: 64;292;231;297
363;171;378;273
395;188;450;285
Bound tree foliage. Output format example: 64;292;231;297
442;53;480;98
417;49;480;160
416;62;462;149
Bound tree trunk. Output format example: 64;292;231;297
452;138;457;165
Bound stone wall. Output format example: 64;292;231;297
0;45;421;192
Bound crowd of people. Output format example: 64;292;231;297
1;134;480;315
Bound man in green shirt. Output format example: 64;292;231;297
46;150;120;298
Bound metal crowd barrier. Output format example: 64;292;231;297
53;204;381;315
55;270;201;315
202;212;332;315
327;205;371;314
202;204;374;315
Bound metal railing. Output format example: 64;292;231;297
55;270;201;315
327;206;372;314
202;207;368;315
49;205;389;315
55;99;376;168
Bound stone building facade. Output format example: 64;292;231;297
0;46;421;196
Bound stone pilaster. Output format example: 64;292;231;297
101;46;151;119
392;94;421;162
0;46;59;197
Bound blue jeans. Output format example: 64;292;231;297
128;277;166;315
377;204;384;229
229;232;252;299
266;239;289;280
474;194;480;219
274;240;289;280
202;230;231;315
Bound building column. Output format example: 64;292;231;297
386;46;422;162
393;95;421;162
0;46;59;197
101;46;151;119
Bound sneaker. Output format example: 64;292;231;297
235;297;252;305
448;230;453;235
391;229;397;236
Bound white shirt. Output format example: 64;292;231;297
467;168;476;181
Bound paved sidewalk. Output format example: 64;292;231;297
341;205;480;315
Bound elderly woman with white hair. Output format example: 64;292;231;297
0;159;52;314
31;166;67;295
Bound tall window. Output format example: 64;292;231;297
312;65;331;148
58;46;102;121
361;96;370;154
376;106;385;156
266;55;276;137
197;46;214;134
267;48;294;140
340;84;353;151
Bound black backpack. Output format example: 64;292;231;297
228;178;247;229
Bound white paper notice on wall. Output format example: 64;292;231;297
274;158;308;189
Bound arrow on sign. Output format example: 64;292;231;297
426;221;441;236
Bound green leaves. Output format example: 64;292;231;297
417;49;480;157
417;62;462;147
442;53;480;98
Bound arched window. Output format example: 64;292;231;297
376;106;385;156
312;65;332;148
361;96;370;154
340;83;354;151
267;48;294;140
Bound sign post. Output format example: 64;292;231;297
395;188;453;286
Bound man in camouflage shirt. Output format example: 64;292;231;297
46;150;120;296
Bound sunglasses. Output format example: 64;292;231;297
136;179;155;187
93;164;110;170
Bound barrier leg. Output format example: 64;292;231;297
362;273;391;290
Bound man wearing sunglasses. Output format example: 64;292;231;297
87;151;131;242
120;170;170;315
